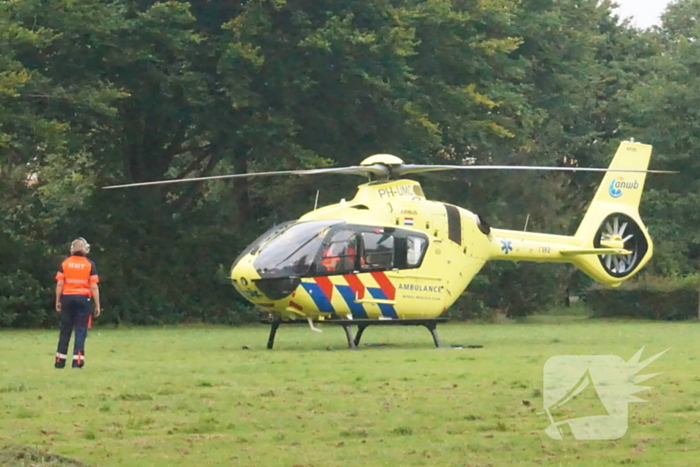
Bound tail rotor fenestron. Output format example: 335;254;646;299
595;213;649;278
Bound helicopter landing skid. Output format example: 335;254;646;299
261;317;449;350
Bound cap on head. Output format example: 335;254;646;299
70;237;90;255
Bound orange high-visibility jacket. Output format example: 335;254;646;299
56;256;99;296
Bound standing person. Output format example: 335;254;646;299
54;237;101;369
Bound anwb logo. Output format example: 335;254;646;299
541;347;668;440
608;178;640;198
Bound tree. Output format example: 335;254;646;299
622;0;700;277
1;0;691;326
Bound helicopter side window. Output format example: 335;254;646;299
319;230;358;274
406;236;427;267
360;232;394;270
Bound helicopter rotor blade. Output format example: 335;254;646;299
395;164;677;176
103;158;676;190
103;165;388;189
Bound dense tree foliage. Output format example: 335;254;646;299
0;0;696;326
622;0;700;276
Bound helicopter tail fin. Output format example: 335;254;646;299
571;141;654;286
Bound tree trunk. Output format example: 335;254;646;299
233;143;251;222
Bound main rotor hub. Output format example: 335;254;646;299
360;154;404;166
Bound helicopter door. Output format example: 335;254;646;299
357;230;398;318
317;229;359;275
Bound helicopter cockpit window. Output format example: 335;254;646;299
360;231;394;270
319;229;358;274
253;220;343;278
232;220;295;268
406;236;427;267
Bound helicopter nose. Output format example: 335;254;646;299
231;256;301;301
230;256;264;300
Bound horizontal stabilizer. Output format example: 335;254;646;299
560;248;631;256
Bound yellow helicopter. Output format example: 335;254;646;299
105;140;670;349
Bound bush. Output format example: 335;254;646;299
448;293;493;321
0;270;53;328
586;275;699;320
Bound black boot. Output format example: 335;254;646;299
72;352;84;369
55;354;66;369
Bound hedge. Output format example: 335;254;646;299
586;275;699;320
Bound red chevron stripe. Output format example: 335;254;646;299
343;274;365;299
313;276;334;302
371;271;395;300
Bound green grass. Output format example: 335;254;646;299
0;316;699;466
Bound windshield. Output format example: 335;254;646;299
231;221;295;268
254;220;343;278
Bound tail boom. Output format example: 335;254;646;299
484;141;656;286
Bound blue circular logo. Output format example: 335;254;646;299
608;179;623;198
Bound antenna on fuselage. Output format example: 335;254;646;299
524;214;530;232
314;190;320;210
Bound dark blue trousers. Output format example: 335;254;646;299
56;295;92;368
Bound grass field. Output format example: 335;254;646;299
1;313;699;466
